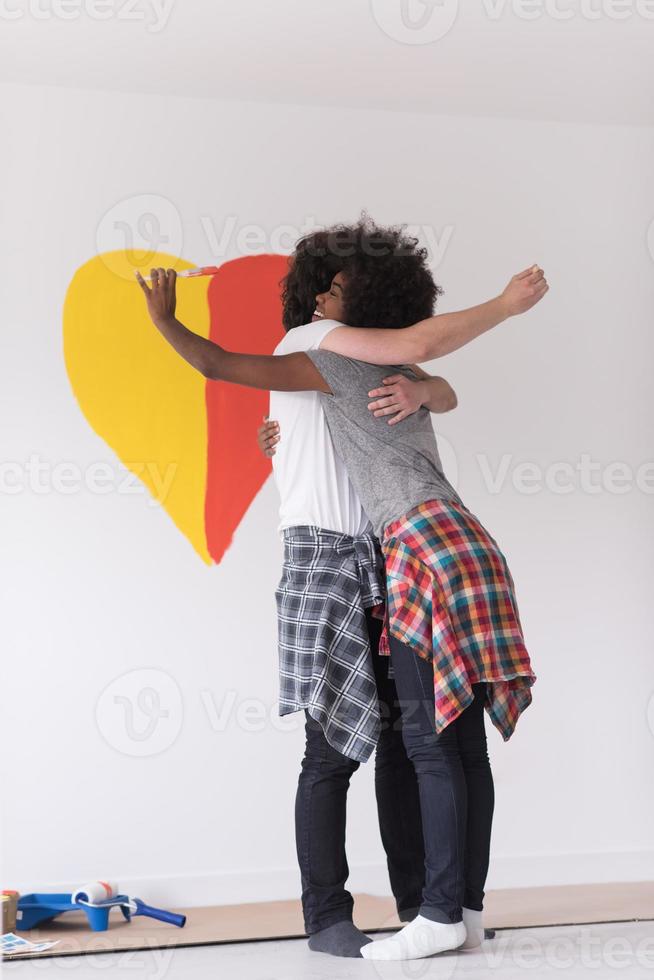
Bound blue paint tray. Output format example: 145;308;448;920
17;893;130;932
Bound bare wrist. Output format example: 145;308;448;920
418;379;431;406
494;294;511;322
153;312;176;329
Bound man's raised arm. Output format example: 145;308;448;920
320;265;549;365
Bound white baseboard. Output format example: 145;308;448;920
32;850;654;909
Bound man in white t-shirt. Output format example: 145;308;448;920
259;316;457;957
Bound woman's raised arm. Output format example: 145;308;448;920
136;268;330;393
319;266;549;365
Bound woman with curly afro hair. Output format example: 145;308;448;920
137;215;549;961
281;215;443;332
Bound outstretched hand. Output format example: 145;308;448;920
501;265;549;317
136;267;178;324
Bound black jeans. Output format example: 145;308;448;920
389;632;495;923
295;608;425;934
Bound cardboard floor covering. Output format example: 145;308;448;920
5;882;654;960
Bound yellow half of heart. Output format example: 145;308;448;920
63;251;212;563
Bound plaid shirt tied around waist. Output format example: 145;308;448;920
275;526;386;763
379;498;536;741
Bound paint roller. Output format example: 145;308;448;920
72;880;118;905
72;881;186;928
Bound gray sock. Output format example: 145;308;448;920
308;921;372;958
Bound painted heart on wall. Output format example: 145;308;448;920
63;251;288;564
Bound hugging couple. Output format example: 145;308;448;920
136;215;548;961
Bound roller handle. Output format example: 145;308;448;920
131;898;186;928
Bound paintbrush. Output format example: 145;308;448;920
141;266;219;281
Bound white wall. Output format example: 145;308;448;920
2;81;653;906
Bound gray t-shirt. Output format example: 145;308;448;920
306;349;462;539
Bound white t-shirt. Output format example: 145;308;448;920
270;320;373;537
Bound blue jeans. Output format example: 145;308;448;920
389;633;495;923
295;608;425;934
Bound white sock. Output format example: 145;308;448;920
360;915;466;961
460;907;484;950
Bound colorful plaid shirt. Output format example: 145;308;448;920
378;498;536;740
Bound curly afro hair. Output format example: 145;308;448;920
280;230;344;332
280;214;442;332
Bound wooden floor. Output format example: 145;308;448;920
7;882;654;960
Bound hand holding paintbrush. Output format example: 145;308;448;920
140;265;219;281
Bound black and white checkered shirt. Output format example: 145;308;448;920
275;525;386;762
